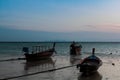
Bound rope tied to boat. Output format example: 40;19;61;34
0;64;77;80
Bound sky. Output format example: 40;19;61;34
0;0;120;41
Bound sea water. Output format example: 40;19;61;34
0;42;120;59
0;42;120;80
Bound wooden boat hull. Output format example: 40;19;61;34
24;49;54;61
80;61;101;73
70;46;81;55
77;55;102;73
77;48;102;73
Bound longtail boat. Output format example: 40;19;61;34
70;42;82;55
22;43;56;61
77;48;102;73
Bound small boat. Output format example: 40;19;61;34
77;48;102;73
70;42;82;55
22;43;56;61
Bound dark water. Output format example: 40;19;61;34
0;42;120;80
0;42;120;58
0;42;120;59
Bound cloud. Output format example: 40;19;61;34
1;0;120;33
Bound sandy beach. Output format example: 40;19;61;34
0;54;120;80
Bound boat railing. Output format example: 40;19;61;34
32;46;52;53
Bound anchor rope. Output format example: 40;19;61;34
0;58;25;62
0;64;77;80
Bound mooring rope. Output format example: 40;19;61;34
0;58;25;62
0;64;77;80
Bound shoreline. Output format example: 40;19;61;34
0;55;120;80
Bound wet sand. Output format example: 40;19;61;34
0;55;120;80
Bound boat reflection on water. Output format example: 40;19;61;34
70;55;82;65
78;71;102;80
24;58;55;71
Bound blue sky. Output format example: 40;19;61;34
0;0;120;41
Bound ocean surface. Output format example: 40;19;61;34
0;42;120;80
0;42;120;58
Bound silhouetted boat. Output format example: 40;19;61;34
22;43;56;61
77;48;102;73
70;42;82;55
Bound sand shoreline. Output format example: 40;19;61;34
0;55;120;80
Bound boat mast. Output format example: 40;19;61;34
92;48;95;55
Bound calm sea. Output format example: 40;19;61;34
1;42;120;80
0;42;120;59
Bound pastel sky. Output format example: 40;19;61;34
1;0;120;41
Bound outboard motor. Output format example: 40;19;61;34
22;47;29;53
